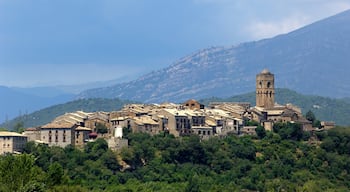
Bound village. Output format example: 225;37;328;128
0;69;335;155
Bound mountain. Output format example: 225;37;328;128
0;75;138;124
78;9;350;102
0;86;74;124
0;98;137;129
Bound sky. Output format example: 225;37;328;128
0;0;349;87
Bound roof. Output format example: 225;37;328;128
75;126;92;131
25;127;38;131
41;122;75;129
133;116;158;125
110;116;129;121
205;119;217;127
0;131;27;137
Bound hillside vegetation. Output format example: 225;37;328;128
200;88;350;126
2;126;350;191
2;89;349;130
1;98;137;129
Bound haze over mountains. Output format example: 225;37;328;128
79;9;350;102
1;9;350;124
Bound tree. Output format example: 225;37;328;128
47;162;64;187
0;154;45;192
255;125;266;139
96;123;108;134
305;110;316;123
14;121;25;133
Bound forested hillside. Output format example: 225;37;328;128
2;89;350;130
1;126;350;191
0;98;137;130
200;88;350;126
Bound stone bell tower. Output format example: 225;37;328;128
256;69;275;109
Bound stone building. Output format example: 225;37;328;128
183;99;205;110
256;69;275;109
251;69;311;130
158;109;191;137
75;126;92;148
40;122;76;148
0;131;27;154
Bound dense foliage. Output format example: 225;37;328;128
1;126;350;191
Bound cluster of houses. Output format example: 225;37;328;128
0;69;335;155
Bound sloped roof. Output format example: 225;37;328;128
41;122;75;129
0;131;27;137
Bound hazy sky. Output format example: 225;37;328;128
0;0;349;87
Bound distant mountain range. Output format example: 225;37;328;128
2;10;350;125
0;75;137;124
0;86;74;124
78;9;350;102
2;89;350;130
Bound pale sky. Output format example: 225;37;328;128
0;0;349;87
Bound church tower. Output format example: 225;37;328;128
256;69;275;109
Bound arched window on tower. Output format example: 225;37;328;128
267;81;271;88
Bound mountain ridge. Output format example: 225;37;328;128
78;9;350;102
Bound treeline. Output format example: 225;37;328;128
1;125;350;191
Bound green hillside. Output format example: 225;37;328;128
1;98;137;130
199;88;350;126
2;88;349;130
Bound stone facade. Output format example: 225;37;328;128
256;69;275;109
40;122;76;148
0;131;27;154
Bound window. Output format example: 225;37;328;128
63;136;66;142
198;130;201;135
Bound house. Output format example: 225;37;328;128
192;126;213;139
321;121;335;130
183;99;205;110
131;115;160;135
158;109;191;137
75;126;92;148
84;111;110;135
40;122;77;148
0;131;27;155
23;127;41;142
240;126;257;136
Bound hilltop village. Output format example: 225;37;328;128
0;69;334;154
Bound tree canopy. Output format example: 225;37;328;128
1;125;350;191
